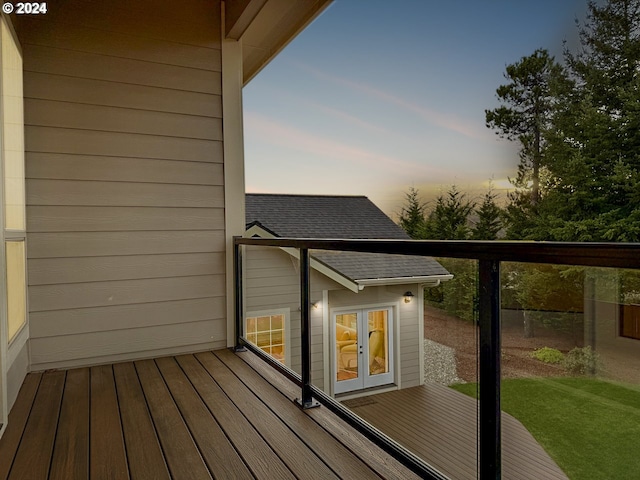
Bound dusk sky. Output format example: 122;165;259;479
243;0;588;218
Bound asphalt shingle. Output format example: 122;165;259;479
246;194;450;282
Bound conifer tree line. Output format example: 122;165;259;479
398;0;640;328
400;0;640;242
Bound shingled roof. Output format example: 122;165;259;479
246;194;409;239
246;194;450;283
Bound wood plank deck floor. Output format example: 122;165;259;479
0;349;420;480
342;384;568;480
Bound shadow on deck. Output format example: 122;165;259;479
0;349;419;480
342;383;568;480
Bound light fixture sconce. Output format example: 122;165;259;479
403;291;414;303
299;301;320;311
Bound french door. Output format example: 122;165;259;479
333;307;394;394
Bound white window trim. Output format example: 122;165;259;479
245;308;291;366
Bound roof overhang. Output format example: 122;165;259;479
223;0;333;84
356;274;454;288
244;225;455;293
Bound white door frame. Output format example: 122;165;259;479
331;305;395;394
0;15;27;434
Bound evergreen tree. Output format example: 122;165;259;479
541;0;640;241
424;185;475;240
397;187;427;239
486;49;571;210
471;185;504;240
417;186;476;320
488;0;640;241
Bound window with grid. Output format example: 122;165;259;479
245;313;286;363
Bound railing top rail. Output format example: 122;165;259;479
234;236;640;269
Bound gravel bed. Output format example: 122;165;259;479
423;338;465;385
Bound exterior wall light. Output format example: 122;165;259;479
403;291;414;303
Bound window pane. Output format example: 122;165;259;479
2;20;25;231
368;310;389;376
271;330;283;345
257;316;270;331
246;316;256;334
271;314;283;330
256;331;270;347
6;240;25;342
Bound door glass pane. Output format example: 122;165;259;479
6;240;25;342
368;310;389;376
336;313;358;382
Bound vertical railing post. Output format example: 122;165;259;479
296;247;319;409
479;259;501;479
233;237;246;352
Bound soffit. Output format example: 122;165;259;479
236;0;332;84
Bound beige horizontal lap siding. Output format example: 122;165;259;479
397;284;423;388
21;0;225;370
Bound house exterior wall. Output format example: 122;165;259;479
244;245;425;394
18;0;228;370
244;245;340;388
6;337;27;411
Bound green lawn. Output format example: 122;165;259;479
451;377;640;480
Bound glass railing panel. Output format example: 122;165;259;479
332;255;479;480
238;238;640;480
242;244;301;374
422;257;479;479
242;244;470;478
500;263;640;480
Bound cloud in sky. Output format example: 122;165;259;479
297;63;489;141
245;111;457;179
244;85;400;138
303;101;395;137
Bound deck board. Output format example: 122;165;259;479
345;388;478;479
156;356;256;479
216;349;382;480
195;351;339;479
89;365;130;480
343;383;568;480
0;373;41;480
236;350;425;480
171;355;286;479
134;359;212;480
0;349;439;480
49;368;90;480
113;362;171;480
9;370;65;480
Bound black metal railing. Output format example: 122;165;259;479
233;236;640;479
